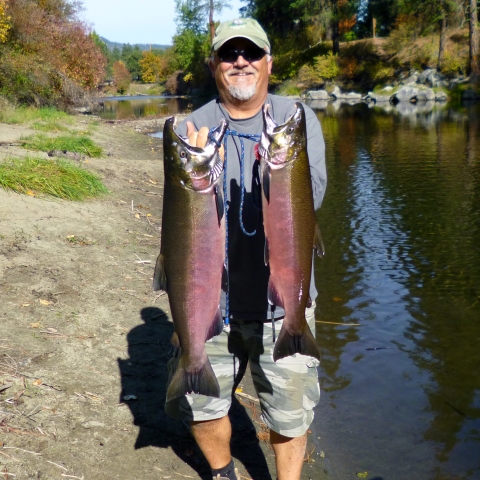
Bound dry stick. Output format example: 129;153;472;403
235;391;260;405
61;475;84;480
46;461;68;471
3;447;41;456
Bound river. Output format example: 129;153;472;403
101;95;480;480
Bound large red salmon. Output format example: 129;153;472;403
153;117;228;401
260;103;322;362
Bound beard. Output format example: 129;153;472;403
228;83;256;101
226;70;257;101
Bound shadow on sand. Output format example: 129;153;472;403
118;306;272;480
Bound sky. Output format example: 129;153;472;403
79;0;245;46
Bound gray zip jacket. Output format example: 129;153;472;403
176;94;327;321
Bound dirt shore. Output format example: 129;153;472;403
0;114;328;480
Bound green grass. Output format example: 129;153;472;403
32;121;71;133
0;106;71;125
22;133;103;157
0;157;108;200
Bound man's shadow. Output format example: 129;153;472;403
118;306;272;480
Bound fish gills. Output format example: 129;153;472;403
153;116;228;401
260;103;321;362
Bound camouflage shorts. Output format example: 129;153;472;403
164;303;320;438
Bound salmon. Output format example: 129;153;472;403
260;102;322;362
153;116;228;401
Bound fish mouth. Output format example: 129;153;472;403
166;118;227;192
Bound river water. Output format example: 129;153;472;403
102;96;480;479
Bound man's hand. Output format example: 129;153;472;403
186;121;225;160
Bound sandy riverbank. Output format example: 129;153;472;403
0;114;329;480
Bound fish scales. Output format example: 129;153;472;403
154;116;227;401
260;102;321;362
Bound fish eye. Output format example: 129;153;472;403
287;126;295;134
179;149;187;159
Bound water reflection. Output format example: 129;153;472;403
312;101;480;479
97;95;203;120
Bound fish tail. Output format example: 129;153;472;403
273;318;321;362
166;356;220;402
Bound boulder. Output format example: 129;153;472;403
393;86;420;103
416;89;436;102
306;90;330;100
435;91;448;102
401;74;419;85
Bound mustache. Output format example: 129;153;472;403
226;68;256;77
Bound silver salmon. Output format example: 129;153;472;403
153;116;228;401
260;102;322;362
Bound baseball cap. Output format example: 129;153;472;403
212;18;271;54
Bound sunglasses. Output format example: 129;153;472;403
217;47;267;63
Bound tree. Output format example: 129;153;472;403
139;50;164;83
112;60;130;93
0;0;10;43
468;0;479;79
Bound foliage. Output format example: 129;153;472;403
383;14;418;55
22;133;103;157
440;46;468;76
315;51;341;79
0;0;10;43
112;60;131;94
0;157;108;200
139;51;165;83
0;0;107;107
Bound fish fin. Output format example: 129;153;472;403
267;277;283;308
206;307;224;341
273;320;321;362
221;263;229;292
307;296;312;308
264;238;269;266
166;356;220;401
262;163;270;203
171;331;180;348
314;223;326;257
215;185;224;225
152;254;167;291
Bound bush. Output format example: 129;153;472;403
440;48;468;78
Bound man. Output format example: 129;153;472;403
165;18;327;480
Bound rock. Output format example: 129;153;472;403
331;86;342;98
366;92;391;103
418;69;437;84
393;86;420;103
435;91;448;102
382;85;394;92
307;100;329;110
401;74;418;85
306;90;330;100
345;92;363;100
416;89;435;101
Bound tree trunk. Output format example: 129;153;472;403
469;0;480;81
332;19;340;54
437;15;447;72
209;0;215;44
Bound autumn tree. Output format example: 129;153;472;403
0;0;10;43
139;50;165;83
0;0;107;106
112;60;131;93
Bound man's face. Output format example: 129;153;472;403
210;37;272;104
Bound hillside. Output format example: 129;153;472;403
100;36;170;52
